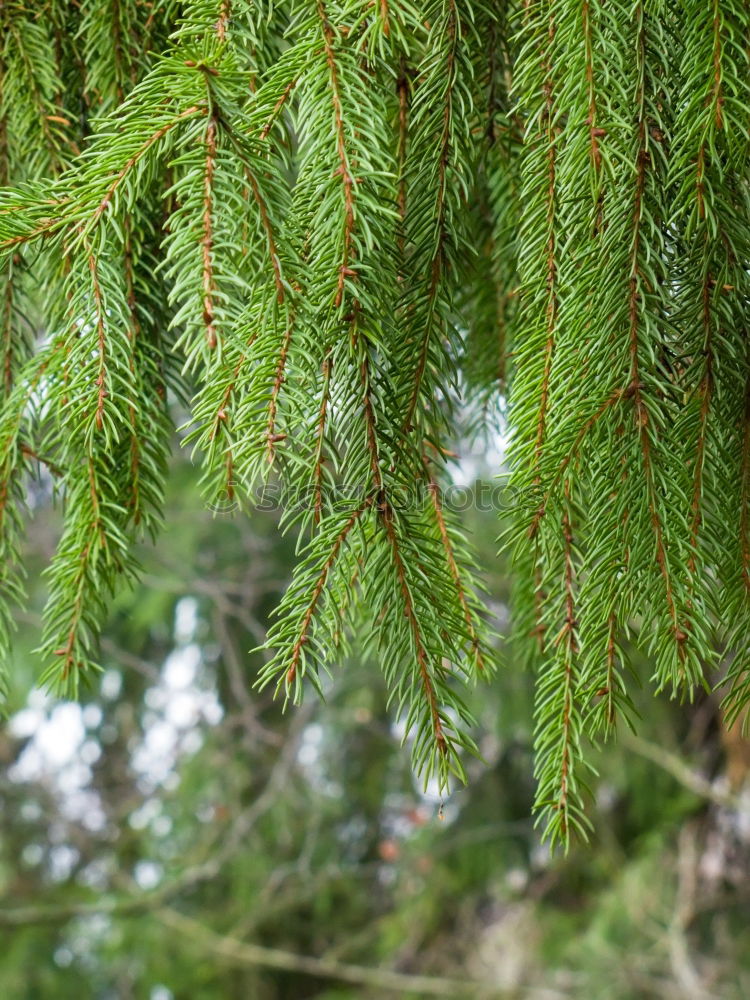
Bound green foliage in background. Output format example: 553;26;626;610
1;0;750;844
1;462;749;1000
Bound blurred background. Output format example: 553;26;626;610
2;442;750;1000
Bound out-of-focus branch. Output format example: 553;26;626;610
621;731;739;810
157;906;506;998
0;707;312;926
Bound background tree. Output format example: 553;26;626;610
1;453;750;999
1;0;750;849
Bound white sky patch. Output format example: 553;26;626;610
48;843;79;882
7;597;224;843
9;696;107;832
133;858;163;890
297;722;324;768
174;596;199;644
452;429;509;487
130;597;223;792
100;669;122;701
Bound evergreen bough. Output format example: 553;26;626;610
1;0;749;845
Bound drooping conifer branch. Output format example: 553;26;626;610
554;499;579;837
1;254;17;395
265;319;292;463
627;124;683;657
201;115;218;348
424;456;486;675
532;14;558;470
315;0;356;309
87;248;109;432
90;105;206;228
282;496;372;691
2;0;750;839
312;352;332;525
741;381;750;597
402;2;457;435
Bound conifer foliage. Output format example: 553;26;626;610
1;0;749;842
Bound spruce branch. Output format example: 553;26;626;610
2;0;750;838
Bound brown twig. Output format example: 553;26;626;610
91;105;206;226
316;0;356;308
424;457;486;673
285;497;372;688
202;115;218;348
